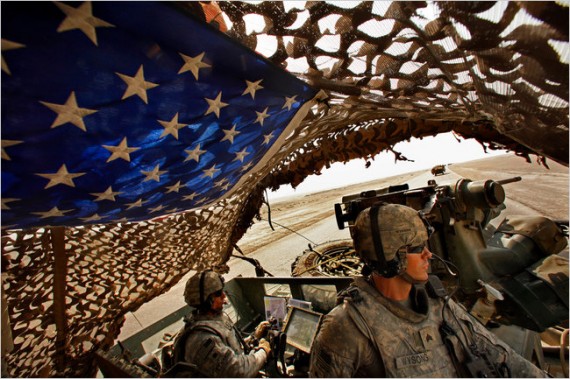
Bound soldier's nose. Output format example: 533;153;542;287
422;247;432;259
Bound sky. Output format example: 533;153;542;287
267;132;508;200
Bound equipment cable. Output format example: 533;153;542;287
259;218;318;245
431;252;477;358
262;189;317;245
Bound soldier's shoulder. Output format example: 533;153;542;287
183;326;225;360
185;320;224;341
328;289;363;321
317;308;354;345
445;297;470;315
337;282;367;304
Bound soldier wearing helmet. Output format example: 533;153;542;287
167;270;271;377
310;203;547;378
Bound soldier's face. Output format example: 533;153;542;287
211;290;227;312
405;245;432;281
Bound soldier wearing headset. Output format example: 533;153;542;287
309;203;547;378
168;270;271;377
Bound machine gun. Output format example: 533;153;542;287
334;177;569;332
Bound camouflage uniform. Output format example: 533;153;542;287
176;312;267;377
309;277;547;378
172;271;268;377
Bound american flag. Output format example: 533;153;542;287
1;2;318;230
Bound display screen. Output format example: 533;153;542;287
283;306;323;353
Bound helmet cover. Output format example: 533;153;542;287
184;270;224;307
352;204;428;266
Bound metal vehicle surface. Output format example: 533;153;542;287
95;176;569;378
292;176;569;331
95;276;353;378
291;176;569;374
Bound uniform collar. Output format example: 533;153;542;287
354;277;430;323
190;311;233;327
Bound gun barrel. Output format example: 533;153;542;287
496;176;522;185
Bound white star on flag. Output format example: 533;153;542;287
242;79;263;99
255;107;270;126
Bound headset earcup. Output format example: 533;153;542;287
382;252;407;278
396;251;407;276
383;258;400;278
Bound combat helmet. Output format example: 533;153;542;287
184;270;225;308
351;203;429;278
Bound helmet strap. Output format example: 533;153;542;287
370;205;389;275
199;270;207;305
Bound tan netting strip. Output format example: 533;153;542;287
218;1;568;164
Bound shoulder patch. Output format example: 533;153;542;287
194;336;216;362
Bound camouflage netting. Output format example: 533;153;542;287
1;1;568;377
